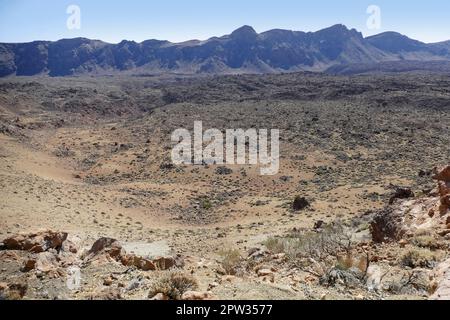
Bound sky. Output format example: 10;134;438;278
0;0;449;44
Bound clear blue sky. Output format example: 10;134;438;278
1;0;449;43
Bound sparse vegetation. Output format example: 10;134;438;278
400;248;440;269
200;198;213;210
411;235;442;250
263;223;368;281
218;249;242;275
1;73;450;300
148;271;198;300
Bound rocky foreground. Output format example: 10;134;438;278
1;165;449;300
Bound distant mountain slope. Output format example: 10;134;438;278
1;25;450;77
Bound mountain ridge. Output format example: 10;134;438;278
1;24;450;77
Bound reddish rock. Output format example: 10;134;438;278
438;181;450;197
371;207;406;243
389;187;415;205
152;256;176;270
440;195;450;209
84;237;124;263
122;255;156;271
433;165;450;182
21;259;37;272
2;231;68;253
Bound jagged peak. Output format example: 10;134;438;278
230;25;258;38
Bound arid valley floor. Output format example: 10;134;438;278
0;72;450;300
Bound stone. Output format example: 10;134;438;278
181;291;215;300
440;195;450;214
123;255;156;271
126;278;142;291
21;259;37;272
62;239;78;254
85;237;180;272
152;256;176;270
371;207;405;243
438;181;450;197
257;269;274;277
150;293;170;300
388;187;414;205
89;287;122;300
2;231;68;253
35;252;61;274
84;237;125;264
437;229;450;237
433;165;450;182
430;258;450;300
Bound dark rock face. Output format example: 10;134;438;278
1;25;450;77
389;187;415;205
370;207;406;243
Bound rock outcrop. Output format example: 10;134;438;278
2;231;68;253
430;258;450;300
83;237;181;271
371;165;450;243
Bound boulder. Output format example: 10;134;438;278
121;254;156;271
88;287;122;300
21;259;37;272
371;207;406;243
152;255;184;270
84;237;125;263
430;258;450;300
438;181;450;197
433;165;450;182
257;269;274;277
389;187;414;205
2;231;68;253
21;251;63;276
35;252;60;273
84;237;181;271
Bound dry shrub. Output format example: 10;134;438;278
411;233;445;251
148;271;198;300
400;248;440;269
264;237;285;254
218;249;242;275
264;222;368;279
